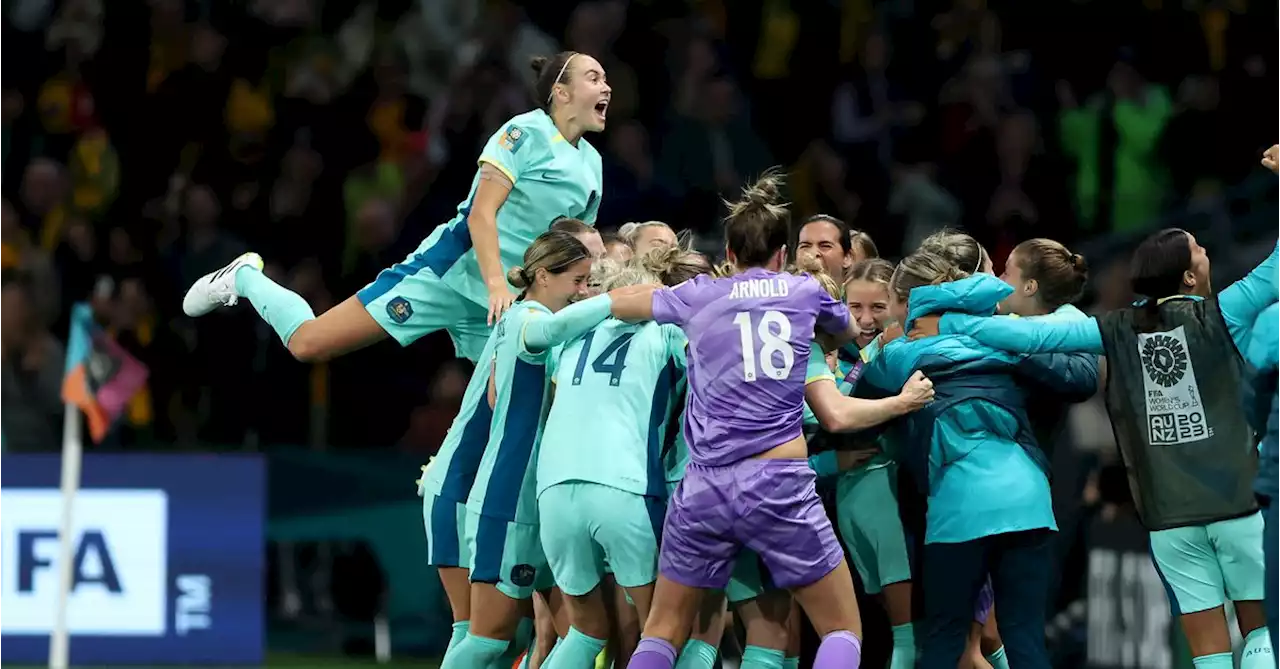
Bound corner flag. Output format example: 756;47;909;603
60;303;148;443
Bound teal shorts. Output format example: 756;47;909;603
834;464;912;594
356;243;492;362
422;491;471;569
725;550;772;603
539;482;664;596
1149;511;1265;614
464;508;553;599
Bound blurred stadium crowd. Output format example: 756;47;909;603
1;0;1275;454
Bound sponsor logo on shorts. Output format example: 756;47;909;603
509;564;536;587
387;297;413;324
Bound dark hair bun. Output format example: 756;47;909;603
1071;253;1088;274
530;56;549;75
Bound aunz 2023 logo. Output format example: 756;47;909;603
1;489;211;636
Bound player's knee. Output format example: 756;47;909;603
286;328;327;363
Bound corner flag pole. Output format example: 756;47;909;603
48;402;84;669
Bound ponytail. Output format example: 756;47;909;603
1129;229;1193;333
724;168;791;267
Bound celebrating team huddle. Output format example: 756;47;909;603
182;49;1280;669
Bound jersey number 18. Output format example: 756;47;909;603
733;310;794;382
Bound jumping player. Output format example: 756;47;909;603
182;51;610;363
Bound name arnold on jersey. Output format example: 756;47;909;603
728;278;790;300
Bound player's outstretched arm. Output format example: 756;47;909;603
805;371;934;433
1218;242;1279;350
471;163;518;325
522;294;615;354
911;313;1104;355
609;284;661;322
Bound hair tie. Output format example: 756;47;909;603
546;53;578;104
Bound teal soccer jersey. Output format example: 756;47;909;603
539;320;688;499
421;331;503;501
439;110;603;307
467;300;557;524
355;111;602;360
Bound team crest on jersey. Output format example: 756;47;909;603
510;564;536;587
499;125;526;153
387;296;413;324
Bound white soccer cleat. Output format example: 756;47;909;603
182;252;264;317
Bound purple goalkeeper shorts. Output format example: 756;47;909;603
659;458;844;590
974;578;994;624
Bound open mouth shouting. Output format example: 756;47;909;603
593;98;609;124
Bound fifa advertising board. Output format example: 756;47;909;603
1;453;265;665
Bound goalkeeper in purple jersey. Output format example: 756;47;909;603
605;171;935;669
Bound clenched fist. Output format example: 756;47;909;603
1262;145;1278;174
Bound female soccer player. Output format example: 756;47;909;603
435;230;641;669
997;239;1089;320
915;236;1094;668
913;231;1280;669
914;230;1031;667
863;251;1097;669
607;171;934;669
618;221;678;255
417;229;589;662
906;231;1095;669
919;229;992;276
182;51;611;363
715;257;867;669
968;238;1097;669
796;215;855;281
806;258;919;669
536;245;709;669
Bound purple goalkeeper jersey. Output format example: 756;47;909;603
651;268;850;466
